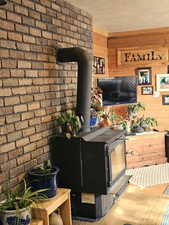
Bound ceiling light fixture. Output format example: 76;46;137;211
0;0;8;5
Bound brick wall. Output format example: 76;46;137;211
0;0;92;197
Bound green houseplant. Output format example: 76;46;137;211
27;160;59;199
140;116;158;131
128;102;145;120
56;110;83;138
0;180;46;225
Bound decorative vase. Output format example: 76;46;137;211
27;167;60;198
0;207;31;225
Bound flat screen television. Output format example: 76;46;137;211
97;76;137;106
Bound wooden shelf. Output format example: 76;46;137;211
32;188;72;225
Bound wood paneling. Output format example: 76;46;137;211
107;29;169;131
93;31;109;87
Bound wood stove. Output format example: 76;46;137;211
50;127;130;220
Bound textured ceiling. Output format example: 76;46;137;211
66;0;169;33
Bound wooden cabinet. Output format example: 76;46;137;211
31;188;72;225
125;132;167;168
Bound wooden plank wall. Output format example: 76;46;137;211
92;30;109;87
93;28;169;131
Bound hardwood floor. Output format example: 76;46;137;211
73;184;169;225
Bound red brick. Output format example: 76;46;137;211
0;40;16;49
18;60;31;69
35;20;46;29
10;165;24;178
15;24;29;33
2;59;17;68
21;111;34;120
6;114;20;123
24;52;37;60
20;95;33;103
8;148;23;160
0;88;12;97
25;70;38;78
30;27;41;37
52;3;61;11
10;69;25;77
31;148;43;159
8;32;22;41
0;117;5;126
23;35;36;44
8;130;22;142
42;31;52;39
0;159;17;171
24;0;35;9
19;79;32;86
35;109;46;117
3;79;18;87
36;138;48;148
0;49;9;58
22;16;35;26
24;143;36;153
29;10;40;20
0;124;15;135
0;29;7;39
16;137;29;147
7;12;21;23
0;69;10;78
17;153;31;165
12;87;27;95
29;118;41;126
14;104;27;113
0;142;15;153
28;102;40;110
0;153;8;164
15;121;28;130
0;19;14;30
23;127;35;137
14;5;28;16
35;3;46;13
0;106;13;116
0;8;6;19
0;136;7;145
17;42;30;51
9;50;25;59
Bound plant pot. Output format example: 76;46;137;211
27;167;59;198
133;126;144;133
0;207;31;225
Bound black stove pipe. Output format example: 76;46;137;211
0;0;7;5
56;47;92;133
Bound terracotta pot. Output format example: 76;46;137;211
99;118;112;127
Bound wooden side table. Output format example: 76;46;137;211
32;188;72;225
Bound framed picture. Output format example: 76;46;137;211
162;95;169;105
141;86;153;95
93;56;105;74
156;74;169;91
136;67;152;85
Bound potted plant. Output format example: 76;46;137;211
56;110;83;138
131;118;144;133
0;180;46;225
128;102;145;120
27;160;59;199
140;116;158;131
91;87;103;112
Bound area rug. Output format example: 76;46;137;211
126;163;169;188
